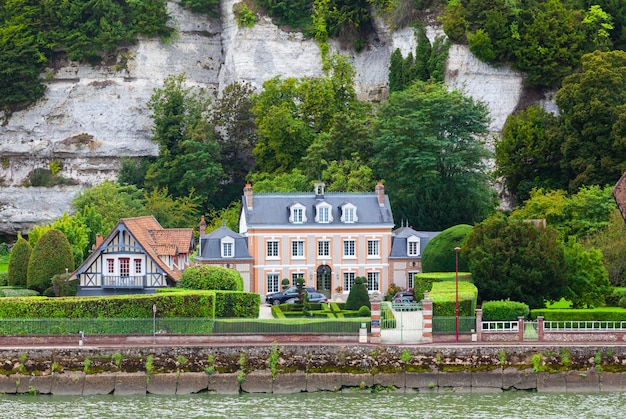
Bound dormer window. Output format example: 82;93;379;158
340;203;358;223
407;236;420;257
221;237;235;258
315;202;333;223
289;203;307;224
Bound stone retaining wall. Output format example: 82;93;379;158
2;345;626;395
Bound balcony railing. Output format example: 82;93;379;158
102;275;145;289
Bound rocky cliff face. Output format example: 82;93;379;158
0;0;531;235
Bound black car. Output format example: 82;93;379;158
265;286;317;305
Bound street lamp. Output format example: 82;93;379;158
454;247;461;342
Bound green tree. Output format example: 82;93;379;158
7;234;31;287
421;224;473;273
143;187;200;229
563;237;610;308
345;276;371;310
510;185;617;240
27;229;75;294
463;215;567;308
414;26;432;81
372;81;496;230
51;212;90;268
584;209;626;286
513;0;586;87
179;0;222;16
495;105;565;203
117;156;153;189
144;73;226;211
205;201;241;233
321;157;375;192
72;180;146;233
556;50;626;191
248;169;312;193
210;81;258;208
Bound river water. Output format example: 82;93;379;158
2;391;624;419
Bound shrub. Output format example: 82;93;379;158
7;236;32;287
179;265;244;291
606;288;626;307
430;281;477;317
0;272;7;286
52;273;77;297
358;305;371;317
530;308;626;322
214;291;260;318
482;300;530;321
345;277;371;310
26;229;74;294
234;2;256;28
421;224;472;272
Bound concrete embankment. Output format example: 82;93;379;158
2;344;626;395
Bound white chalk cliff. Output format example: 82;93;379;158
0;0;532;234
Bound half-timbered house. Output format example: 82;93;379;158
71;216;194;296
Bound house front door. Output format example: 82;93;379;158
316;264;332;297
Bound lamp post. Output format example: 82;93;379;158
454;247;461;342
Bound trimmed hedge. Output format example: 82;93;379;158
531;308;626;322
0;287;39;298
178;265;244;291
7;237;31;287
0;291;260;319
27;229;74;293
413;272;473;299
482;300;530;321
430;281;477;317
421;224;472;272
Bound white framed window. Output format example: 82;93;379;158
267;273;280;293
134;258;142;275
343;272;356;291
292;272;305;285
292;240;304;257
315;203;333;223
318;240;330;257
107;258;115;274
367;239;380;257
120;258;130;277
267;240;279;258
341;203;358;223
408;236;420;256
367;272;380;292
221;237;234;258
289;203;307;224
408;271;419;290
343;239;355;257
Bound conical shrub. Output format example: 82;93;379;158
27;229;74;293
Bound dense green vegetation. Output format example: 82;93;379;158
421;224;472;272
441;0;625;88
7;235;30;287
0;0;173;117
26;229;74;293
179;265;244;291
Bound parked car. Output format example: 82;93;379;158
285;292;328;304
392;291;417;303
265;286;317;305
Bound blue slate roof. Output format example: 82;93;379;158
389;226;440;258
242;191;394;226
195;226;253;261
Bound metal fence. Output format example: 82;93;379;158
544;321;626;332
481;321;519;332
0;318;370;335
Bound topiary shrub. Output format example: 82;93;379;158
358;305;371;317
178;265;244;291
345;276;371;310
421;224;473;272
482;300;530;321
7;235;32;287
27;229;74;294
52;273;77;297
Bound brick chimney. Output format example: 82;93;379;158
244;183;253;210
199;215;207;236
375;181;385;206
95;234;104;248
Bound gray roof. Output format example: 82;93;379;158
389;227;440;258
242;192;394;227
195;226;252;261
